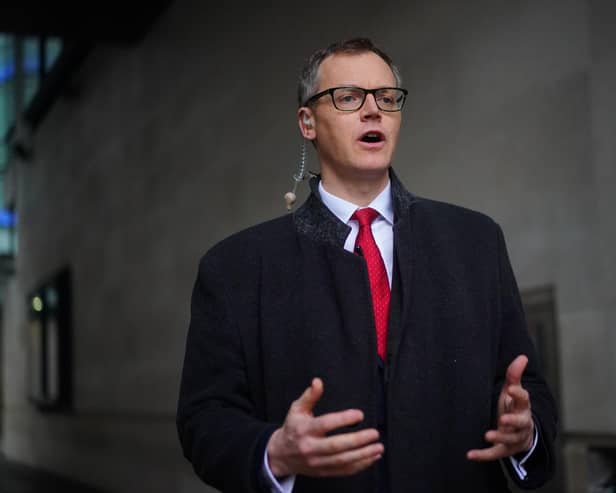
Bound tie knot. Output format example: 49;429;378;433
352;207;380;227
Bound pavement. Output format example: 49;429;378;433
0;456;107;493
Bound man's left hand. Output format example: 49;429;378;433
467;354;535;461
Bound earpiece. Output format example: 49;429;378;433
284;191;297;210
284;140;310;211
303;115;313;127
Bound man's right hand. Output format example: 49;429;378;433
266;378;384;478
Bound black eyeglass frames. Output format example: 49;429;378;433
303;86;408;112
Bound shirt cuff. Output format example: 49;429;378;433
508;422;539;480
262;446;296;493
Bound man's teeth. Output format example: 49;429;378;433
362;133;381;142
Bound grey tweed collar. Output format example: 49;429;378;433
293;168;417;248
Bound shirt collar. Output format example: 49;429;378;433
318;179;394;225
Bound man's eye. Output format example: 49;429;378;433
338;94;359;103
377;91;396;105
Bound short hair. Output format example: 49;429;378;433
297;37;402;107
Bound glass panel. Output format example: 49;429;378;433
0;34;59;257
23;37;39;106
46;37;62;70
0;35;16;255
0;35;15;173
0;173;14;255
23;37;39;74
0;230;11;254
1;78;16;130
23;74;38;107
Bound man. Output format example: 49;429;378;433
177;38;557;493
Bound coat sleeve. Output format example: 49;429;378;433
493;225;558;489
176;251;276;493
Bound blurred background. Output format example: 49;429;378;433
0;1;614;492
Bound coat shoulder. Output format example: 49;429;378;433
413;196;497;225
201;214;296;268
411;196;501;236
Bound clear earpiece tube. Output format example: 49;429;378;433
284;140;308;211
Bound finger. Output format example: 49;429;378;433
309;442;384;468
292;378;324;414
311;446;384;476
502;394;514;414
329;453;383;477
314;455;382;477
467;443;508;462
505;355;528;387
506;385;530;412
485;429;528;446
311;409;366;435
309;428;380;455
499;412;532;430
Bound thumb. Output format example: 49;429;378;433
505;355;528;387
292;377;324;414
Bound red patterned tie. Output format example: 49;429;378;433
352;208;390;360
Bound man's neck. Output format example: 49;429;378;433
320;169;390;207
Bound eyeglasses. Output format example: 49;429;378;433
303;86;408;112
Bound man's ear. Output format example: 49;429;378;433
298;107;316;140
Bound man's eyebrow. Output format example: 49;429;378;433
334;85;397;89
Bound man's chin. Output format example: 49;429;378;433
352;160;391;177
342;165;390;187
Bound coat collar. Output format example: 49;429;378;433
293;168;417;247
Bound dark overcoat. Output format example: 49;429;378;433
177;171;557;493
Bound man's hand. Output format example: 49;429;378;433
467;355;535;462
267;378;384;478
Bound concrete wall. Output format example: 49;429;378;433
587;0;616;434
393;0;615;434
1;0;614;492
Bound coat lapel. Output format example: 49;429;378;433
293;186;379;423
292;169;419;378
389;170;417;372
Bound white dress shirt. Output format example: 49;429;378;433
319;180;394;286
262;179;537;492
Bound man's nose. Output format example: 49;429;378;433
361;93;381;118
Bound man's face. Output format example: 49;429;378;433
301;52;402;184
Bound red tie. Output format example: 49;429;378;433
352;208;390;360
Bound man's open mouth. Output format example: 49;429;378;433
359;131;385;143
